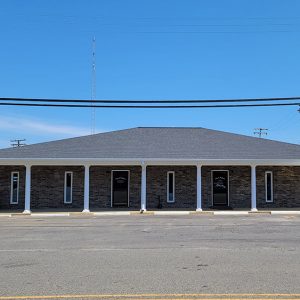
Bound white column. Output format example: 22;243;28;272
141;163;147;211
196;164;202;211
251;165;257;212
83;165;90;213
23;165;31;214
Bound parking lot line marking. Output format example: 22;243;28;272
0;294;300;300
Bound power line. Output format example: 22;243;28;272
1;96;300;104
1;102;300;109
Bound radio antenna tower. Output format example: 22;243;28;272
91;37;96;135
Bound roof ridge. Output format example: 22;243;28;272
137;126;203;129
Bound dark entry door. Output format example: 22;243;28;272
212;171;229;206
112;171;129;207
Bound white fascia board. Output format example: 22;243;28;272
144;159;300;166
0;158;141;166
0;158;300;166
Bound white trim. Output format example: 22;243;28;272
251;165;257;211
211;170;230;207
83;165;90;212
111;170;130;208
167;171;175;203
10;171;19;204
23;165;31;213
1;158;300;167
64;171;73;204
141;163;147;211
265;171;274;203
196;164;202;211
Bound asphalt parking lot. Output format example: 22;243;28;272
0;214;299;298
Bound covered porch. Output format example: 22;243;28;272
1;159;300;213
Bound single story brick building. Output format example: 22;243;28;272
0;127;300;212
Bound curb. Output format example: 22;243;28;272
70;212;94;217
93;211;131;216
11;213;31;217
0;211;300;217
31;213;70;217
190;211;214;215
248;211;272;215
154;211;190;216
0;214;11;217
213;211;249;215
271;211;300;215
131;211;155;215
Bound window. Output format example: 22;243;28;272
10;172;19;204
64;172;73;204
167;171;175;203
265;171;273;203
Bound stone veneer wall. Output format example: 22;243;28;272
256;166;300;208
0;166;25;210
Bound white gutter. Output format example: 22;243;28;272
0;158;300;166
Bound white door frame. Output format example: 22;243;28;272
211;170;230;207
111;170;130;208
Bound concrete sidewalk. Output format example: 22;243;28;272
1;210;300;217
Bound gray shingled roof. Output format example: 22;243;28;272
0;127;300;160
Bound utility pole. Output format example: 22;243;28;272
91;36;96;135
254;128;268;138
11;139;26;147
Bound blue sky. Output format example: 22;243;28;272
0;0;300;148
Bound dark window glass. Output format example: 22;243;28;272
11;172;19;204
212;171;228;206
168;172;174;202
112;171;129;207
65;173;72;203
266;172;273;202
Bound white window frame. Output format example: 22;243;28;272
167;171;175;203
64;171;73;204
10;171;19;204
265;171;273;203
